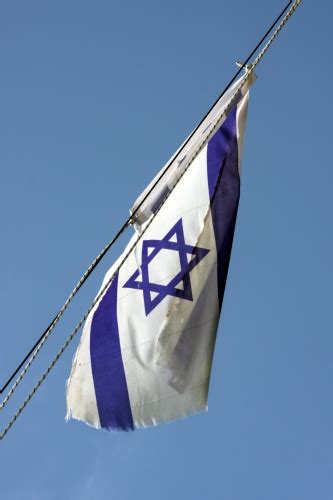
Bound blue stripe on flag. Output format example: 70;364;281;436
207;106;240;308
90;273;134;431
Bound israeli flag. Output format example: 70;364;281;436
66;75;254;431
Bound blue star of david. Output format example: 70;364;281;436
123;218;209;315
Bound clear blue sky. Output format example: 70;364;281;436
1;1;332;499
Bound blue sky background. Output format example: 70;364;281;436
1;1;332;499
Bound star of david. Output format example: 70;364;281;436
123;218;209;315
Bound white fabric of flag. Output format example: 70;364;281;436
130;72;254;228
66;74;254;431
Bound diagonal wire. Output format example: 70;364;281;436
0;0;302;439
0;0;294;400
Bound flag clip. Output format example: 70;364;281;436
236;61;253;73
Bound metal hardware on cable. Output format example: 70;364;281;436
0;0;302;439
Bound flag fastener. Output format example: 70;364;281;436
236;61;254;73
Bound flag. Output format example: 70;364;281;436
66;73;255;431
